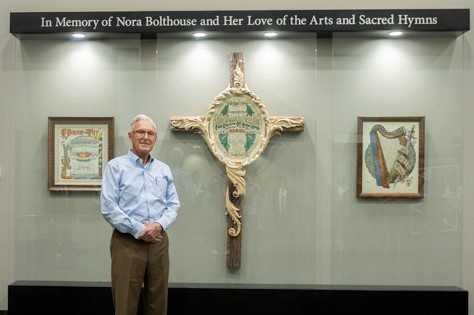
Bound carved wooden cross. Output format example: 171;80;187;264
170;52;305;268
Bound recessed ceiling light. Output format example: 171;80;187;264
264;32;278;38
193;32;207;38
71;33;86;39
388;31;403;37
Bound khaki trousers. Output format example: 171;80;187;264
110;229;169;315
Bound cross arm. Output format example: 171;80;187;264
267;116;305;137
169;116;208;136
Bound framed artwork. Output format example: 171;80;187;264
48;117;114;191
356;116;425;198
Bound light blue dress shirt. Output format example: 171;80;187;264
101;150;180;239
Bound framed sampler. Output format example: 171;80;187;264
48;117;114;191
356;116;425;198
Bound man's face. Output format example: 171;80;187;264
128;119;157;158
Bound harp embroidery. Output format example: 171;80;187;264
366;124;417;189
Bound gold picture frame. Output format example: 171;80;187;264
356;116;425;199
48;117;114;191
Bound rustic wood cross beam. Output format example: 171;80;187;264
170;52;305;269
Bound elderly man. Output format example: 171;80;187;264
101;114;180;315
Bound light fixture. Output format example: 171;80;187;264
71;33;86;39
264;32;278;38
388;31;403;37
193;32;207;38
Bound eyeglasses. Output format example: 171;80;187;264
132;130;157;138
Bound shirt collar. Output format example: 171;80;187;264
127;149;154;165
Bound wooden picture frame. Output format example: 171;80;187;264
48;117;114;191
356;116;425;198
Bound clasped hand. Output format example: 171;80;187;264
139;222;163;243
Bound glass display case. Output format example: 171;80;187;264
10;13;465;289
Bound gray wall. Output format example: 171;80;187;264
1;0;473;313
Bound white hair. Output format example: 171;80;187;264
130;114;157;131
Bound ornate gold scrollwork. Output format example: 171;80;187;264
225;164;246;236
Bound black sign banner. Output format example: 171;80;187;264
10;9;470;37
